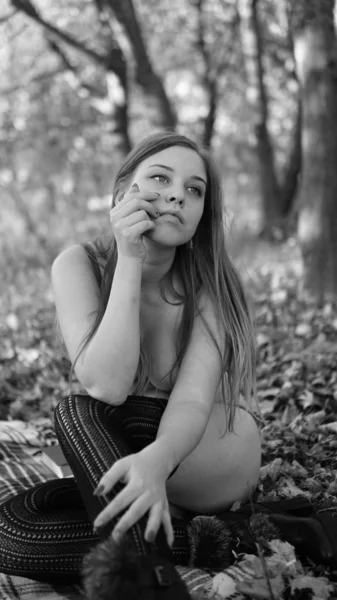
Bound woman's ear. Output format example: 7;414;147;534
113;175;131;207
112;190;124;207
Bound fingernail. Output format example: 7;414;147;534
94;524;103;535
131;183;139;191
113;530;122;542
93;484;105;496
147;532;155;543
94;517;103;529
154;192;160;197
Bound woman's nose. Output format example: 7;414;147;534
166;185;185;206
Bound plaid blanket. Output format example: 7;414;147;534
0;419;332;600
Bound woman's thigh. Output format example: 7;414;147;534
166;404;261;514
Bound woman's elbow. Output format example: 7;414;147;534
84;383;127;406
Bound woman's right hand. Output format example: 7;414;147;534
110;183;159;261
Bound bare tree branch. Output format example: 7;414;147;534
194;0;238;146
102;0;177;129
46;37;107;100
0;67;67;96
0;182;50;254
11;0;106;65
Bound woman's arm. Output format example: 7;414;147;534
80;254;143;403
149;292;225;476
91;292;226;543
52;245;143;405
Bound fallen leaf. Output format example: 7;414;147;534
290;575;334;599
320;421;337;433
278;477;311;499
237;574;284;599
260;458;283;482
258;388;281;399
304;410;326;428
299;389;315;409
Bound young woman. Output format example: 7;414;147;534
0;132;261;582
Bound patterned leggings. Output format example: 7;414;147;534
0;395;191;582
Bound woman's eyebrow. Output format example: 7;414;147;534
148;163;206;186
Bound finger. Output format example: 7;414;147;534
93;484;139;530
144;502;163;543
118;209;154;229
162;507;175;547
122;220;155;238
95;459;129;495
113;198;159;221
111;493;149;542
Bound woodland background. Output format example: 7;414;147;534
1;0;336;417
1;0;337;596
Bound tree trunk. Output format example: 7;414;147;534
202;79;217;148
195;0;219;148
279;99;302;221
238;0;282;239
291;0;337;301
101;19;132;155
104;0;177;130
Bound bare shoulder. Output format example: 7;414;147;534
52;243;102;292
52;243;91;271
51;244;101;366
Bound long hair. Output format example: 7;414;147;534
70;132;256;433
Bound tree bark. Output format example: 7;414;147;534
291;0;337;301
238;0;282;239
194;0;219;148
279;98;302;220
103;0;177;130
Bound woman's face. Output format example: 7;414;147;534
130;145;207;247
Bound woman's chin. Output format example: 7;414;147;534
144;230;180;248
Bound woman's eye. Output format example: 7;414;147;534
152;174;168;183
188;186;202;196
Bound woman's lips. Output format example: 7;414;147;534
155;213;182;223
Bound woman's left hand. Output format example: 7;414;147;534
93;445;174;546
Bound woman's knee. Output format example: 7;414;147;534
54;394;102;439
54;394;75;427
0;488;97;579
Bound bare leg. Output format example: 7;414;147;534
166;405;261;514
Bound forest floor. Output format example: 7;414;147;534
1;235;337;599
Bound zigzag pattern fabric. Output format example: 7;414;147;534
0;395;190;581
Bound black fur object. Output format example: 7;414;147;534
82;514;272;598
187;516;233;571
82;534;192;600
249;513;281;542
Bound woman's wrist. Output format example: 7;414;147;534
116;254;143;270
114;254;143;285
141;440;175;481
